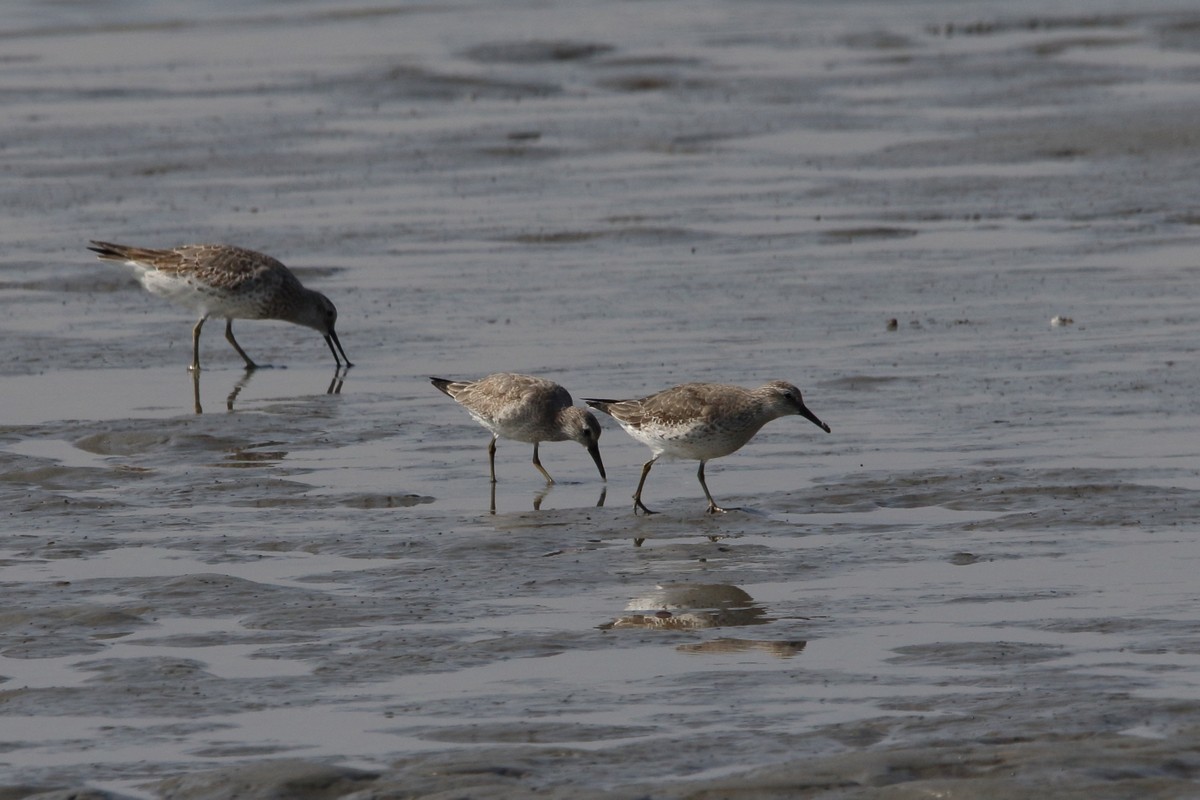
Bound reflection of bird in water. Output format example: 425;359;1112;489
327;368;348;396
488;484;606;515
191;370;255;415
88;241;352;371
601;583;771;630
222;445;289;467
677;638;806;658
431;373;606;485
190;368;346;415
225;371;253;411
602;584;804;658
585;380;830;514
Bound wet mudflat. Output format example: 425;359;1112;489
2;0;1200;797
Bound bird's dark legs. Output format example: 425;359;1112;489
698;461;727;514
633;457;658;515
531;442;555;485
488;435;498;483
225;319;258;370
190;317;207;371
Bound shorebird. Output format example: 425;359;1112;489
88;241;352;371
431;373;606;484
585;380;830;514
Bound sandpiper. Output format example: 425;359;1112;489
585;380;830;514
431;373;606;484
88;241;352;371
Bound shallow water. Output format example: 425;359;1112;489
3;1;1200;797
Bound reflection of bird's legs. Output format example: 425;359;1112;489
531;442;555;485
596;486;607;508
225;319;258;370
191;370;202;415
227;371;253;412
190;316;207;371
698;462;727;514
489;481;497;515
488;435;498;483
633;457;658;515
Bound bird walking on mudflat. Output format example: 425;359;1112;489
431;373;606;484
88;241;352;371
585;380;830;514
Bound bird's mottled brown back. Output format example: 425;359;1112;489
162;244;297;297
91;242;299;297
597;383;753;431
454;373;573;427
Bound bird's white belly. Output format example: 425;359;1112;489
622;422;748;461
137;270;259;318
469;411;545;444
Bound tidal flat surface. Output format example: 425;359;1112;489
2;0;1200;797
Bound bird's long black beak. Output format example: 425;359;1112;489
324;330;353;368
798;402;831;433
588;443;607;481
